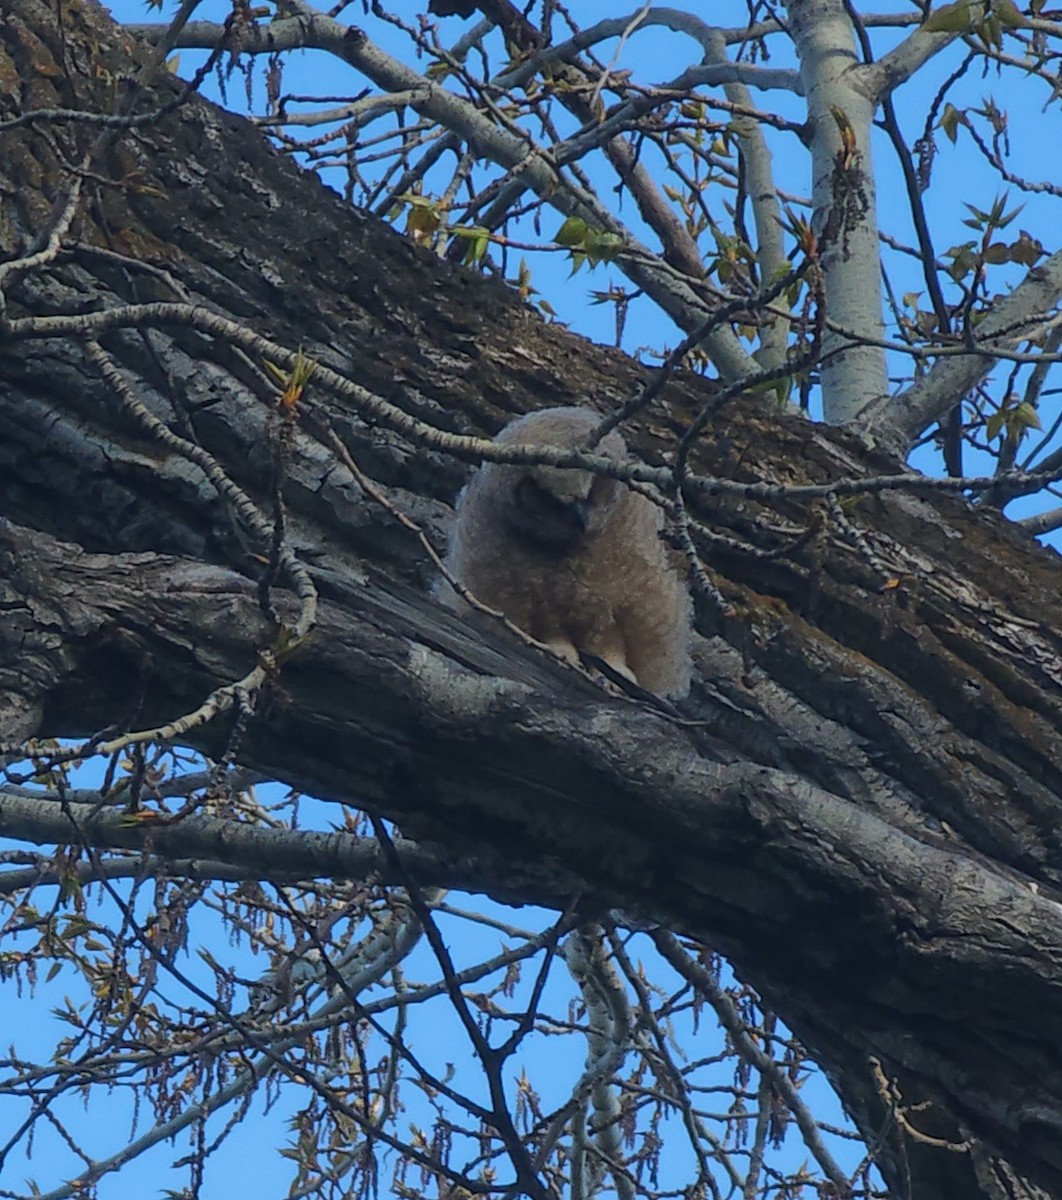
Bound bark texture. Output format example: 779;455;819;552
1;3;1062;1198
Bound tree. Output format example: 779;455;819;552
1;1;1062;1198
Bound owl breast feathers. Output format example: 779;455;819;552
441;407;693;698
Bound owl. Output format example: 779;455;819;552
442;407;693;698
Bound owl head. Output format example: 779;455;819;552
492;408;626;551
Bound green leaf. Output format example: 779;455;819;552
747;374;791;395
993;0;1027;29
945;242;978;281
466;231;489;264
1015;402;1042;431
922;1;971;33
939;103;962;143
554;217;588;247
452;225;490;264
1010;232;1045;266
584;230;623;264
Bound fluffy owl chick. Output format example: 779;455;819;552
442;407;693;697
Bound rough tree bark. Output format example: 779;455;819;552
1;3;1061;1198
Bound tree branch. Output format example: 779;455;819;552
127;6;760;378
788;0;889;422
4;513;1062;1190
868;248;1062;448
855;25;960;102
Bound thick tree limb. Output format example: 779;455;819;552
3;504;1062;1194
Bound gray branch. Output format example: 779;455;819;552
868;248;1062;448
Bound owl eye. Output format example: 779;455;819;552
514;476;592;538
516;476;575;518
